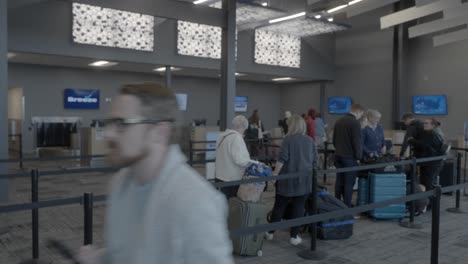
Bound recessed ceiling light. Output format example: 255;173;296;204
7;52;16;59
269;12;306;24
327;4;347;13
154;67;181;72
314;15;322;19
328;17;334;22
261;2;268;7
272;77;294;81
193;0;209;4
218;72;247;77
348;0;363;5
89;61;118;67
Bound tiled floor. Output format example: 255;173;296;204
1;162;468;264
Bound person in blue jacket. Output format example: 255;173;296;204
361;109;386;160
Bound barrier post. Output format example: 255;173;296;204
400;158;423;229
430;185;442;264
19;134;23;169
83;192;94;245
297;170;327;260
447;153;465;213
31;169;39;259
188;140;193;166
323;143;328;185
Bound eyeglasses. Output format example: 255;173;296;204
102;118;174;131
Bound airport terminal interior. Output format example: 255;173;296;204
1;0;468;263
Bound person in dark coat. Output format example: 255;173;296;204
399;113;424;158
408;118;444;191
332;104;365;207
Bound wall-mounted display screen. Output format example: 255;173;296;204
175;93;188;111
64;89;100;109
328;97;352;114
235;96;248;112
413;95;447;115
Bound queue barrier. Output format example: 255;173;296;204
0;154;466;264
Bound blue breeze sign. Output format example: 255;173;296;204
64;89;100;109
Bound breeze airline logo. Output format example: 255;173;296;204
67;90;98;103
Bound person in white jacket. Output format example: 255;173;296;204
76;82;234;264
215;115;258;199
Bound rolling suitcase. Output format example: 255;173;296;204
316;191;354;240
368;172;406;219
228;197;266;257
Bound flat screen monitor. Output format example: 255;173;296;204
64;88;100;109
175;93;188;111
328;97;352;114
412;95;447;115
235;96;248;112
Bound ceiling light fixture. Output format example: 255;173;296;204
7;52;16;59
314;15;322;19
348;0;363;5
193;0;210;4
154;67;181;72
328;17;334;22
261;2;268;7
89;61;117;67
269;12;306;24
327;4;347;13
272;77;294;81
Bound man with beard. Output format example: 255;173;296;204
77;83;234;264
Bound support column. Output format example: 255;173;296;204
392;1;413;129
319;82;326;122
165;65;172;89
0;0;9;202
219;0;236;131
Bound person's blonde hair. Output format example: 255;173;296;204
287;115;307;136
120;82;181;143
367;109;381;120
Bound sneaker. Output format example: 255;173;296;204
264;232;274;241
289;236;302;246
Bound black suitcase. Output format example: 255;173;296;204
315;191;353;240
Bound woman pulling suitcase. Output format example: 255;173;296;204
264;115;318;246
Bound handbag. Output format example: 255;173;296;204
237;163;272;203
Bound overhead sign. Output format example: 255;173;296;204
64;89;100;109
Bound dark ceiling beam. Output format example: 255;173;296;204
72;0;226;28
7;0;51;9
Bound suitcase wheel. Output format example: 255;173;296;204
257;250;263;257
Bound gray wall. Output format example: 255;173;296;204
407;35;468;139
280;82;321;117
8;64;281;152
326;6;395;129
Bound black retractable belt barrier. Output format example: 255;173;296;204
400;158;423;229
431;185;442;264
31;169;39;259
83;193;94;245
447;153;465;213
323;143;328;184
297;170;327;260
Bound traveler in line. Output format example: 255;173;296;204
304;108;316;141
408;118;445;191
314;112;328;148
265;115;318;246
399;113;424;158
333;104;365;207
246;109;264;158
77;83;234;264
361;109;386;160
215;115;259;199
